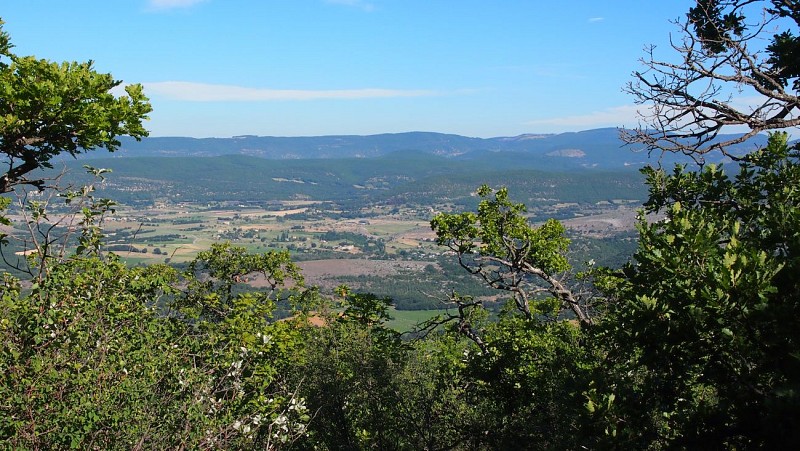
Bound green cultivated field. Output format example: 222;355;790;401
386;308;446;332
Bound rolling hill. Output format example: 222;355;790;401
98;128;773;171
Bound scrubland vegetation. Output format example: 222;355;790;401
2;1;800;449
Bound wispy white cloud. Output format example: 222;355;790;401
588;17;605;23
324;0;375;12
146;0;207;11
526;105;642;130
143;81;439;101
531;101;769;134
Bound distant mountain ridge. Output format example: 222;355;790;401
106;128;774;170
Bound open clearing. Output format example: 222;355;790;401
299;259;433;290
560;206;639;237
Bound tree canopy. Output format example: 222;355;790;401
0;19;151;193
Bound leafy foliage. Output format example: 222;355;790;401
1;258;179;448
0;245;314;449
0;19;151;193
431;184;592;324
428;186;598;449
287;290;410;449
593;133;800;448
460;317;592;449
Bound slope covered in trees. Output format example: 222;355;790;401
104;128;773;168
52;152;648;206
2;1;800;449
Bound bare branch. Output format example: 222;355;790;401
410;293;489;354
625;2;800;158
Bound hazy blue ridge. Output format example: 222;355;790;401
92;127;775;170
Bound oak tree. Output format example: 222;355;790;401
0;19;151;193
592;1;800;446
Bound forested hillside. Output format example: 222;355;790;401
50;153;648;206
2;1;800;449
105;128;772;169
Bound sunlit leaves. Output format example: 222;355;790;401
596;132;800;447
0;243;313;448
0;21;151;193
431;184;578;322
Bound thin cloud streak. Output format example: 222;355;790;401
324;0;375;11
527;105;642;130
588;17;604;22
147;0;207;11
531;102;763;135
143;81;439;101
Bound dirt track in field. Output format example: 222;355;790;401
246;258;432;291
560;207;640;237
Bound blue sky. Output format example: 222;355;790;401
2;0;693;138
